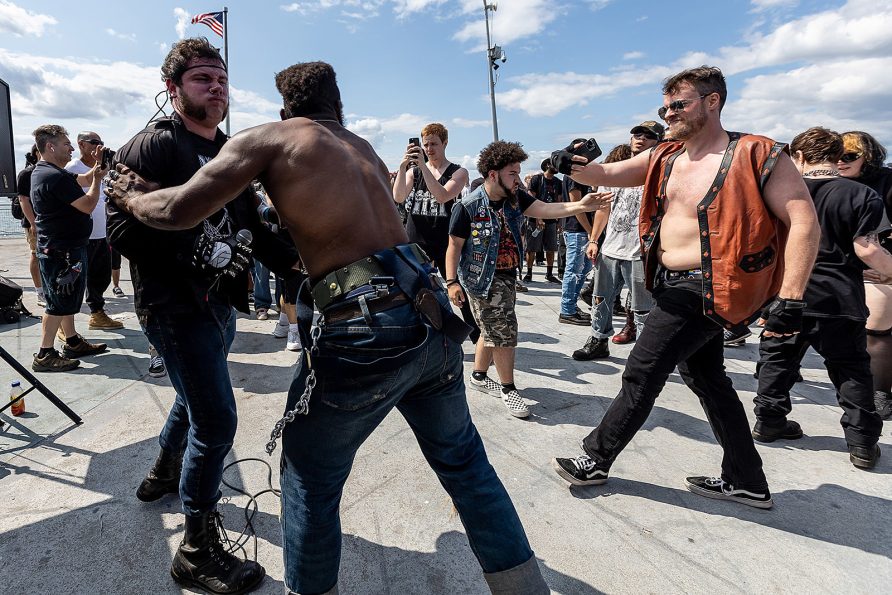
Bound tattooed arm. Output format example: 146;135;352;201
855;231;892;282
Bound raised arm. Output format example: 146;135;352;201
523;191;612;220
415;164;469;204
108;126;274;230
570;149;651;189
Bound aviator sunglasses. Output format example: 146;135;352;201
659;94;710;117
83;138;104;145
839;152;862;163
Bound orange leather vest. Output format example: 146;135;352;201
639;132;788;329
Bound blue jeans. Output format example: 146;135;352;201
591;254;653;339
560;231;593;315
253;259;273;311
279;299;544;594
142;298;237;517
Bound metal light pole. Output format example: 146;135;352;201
484;1;500;142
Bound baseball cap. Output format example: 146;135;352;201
630;121;665;139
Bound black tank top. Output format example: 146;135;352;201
405;162;461;263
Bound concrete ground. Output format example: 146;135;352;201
0;236;889;594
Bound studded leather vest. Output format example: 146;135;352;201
640;133;788;329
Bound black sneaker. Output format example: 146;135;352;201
572;337;609;361
752;419;803;443
553;455;609;486
559;312;590;326
148;355;167;378
723;327;752;347
849;444;881;470
522;273;533;283
685;476;773;509
545;274;561;284
875;391;892;420
579;281;594;307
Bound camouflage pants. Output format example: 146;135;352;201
468;271;518;348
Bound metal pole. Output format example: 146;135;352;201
223;6;231;136
483;2;499;141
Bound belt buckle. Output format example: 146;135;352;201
369;275;394;298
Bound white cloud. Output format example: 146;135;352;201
586;0;613;10
623;51;645;61
451;117;489;128
0;0;56;37
105;28;136;42
751;0;798;11
173;7;190;39
453;0;558;50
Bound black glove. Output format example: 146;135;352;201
55;261;83;296
761;297;806;335
193;234;252;278
550;149;577;176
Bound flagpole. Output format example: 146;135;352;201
223;6;230;136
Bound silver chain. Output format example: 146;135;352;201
265;324;323;455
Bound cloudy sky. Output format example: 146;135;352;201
3;0;890;178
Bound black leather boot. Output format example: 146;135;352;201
572;337;609;361
136;448;183;502
171;511;266;594
579;278;594;307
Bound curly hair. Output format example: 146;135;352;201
161;37;225;85
662;65;727;112
476;141;528;177
842;131;887;177
421;123;448;143
24;144;39;166
790;127;843;165
604;144;632;164
32;124;68;153
275;61;343;122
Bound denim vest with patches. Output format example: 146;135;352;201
457;186;524;298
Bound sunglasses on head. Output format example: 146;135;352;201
83;139;103;145
662;94;709;115
839;152;862;163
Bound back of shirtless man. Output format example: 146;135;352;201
551;66;820;509
108;62;549;595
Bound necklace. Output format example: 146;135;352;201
802;169;839;178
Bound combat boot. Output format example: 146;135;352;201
136;448;183;502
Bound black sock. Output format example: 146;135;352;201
38;347;54;358
526;267;532;275
472;370;487;382
501;382;516;393
66;335;83;347
547;267;553;276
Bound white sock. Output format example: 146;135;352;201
279;312;288;325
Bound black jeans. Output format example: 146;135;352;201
85;238;112;313
754;316;882;447
582;278;768;491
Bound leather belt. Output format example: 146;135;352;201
322;291;410;324
311;244;430;310
658;267;702;282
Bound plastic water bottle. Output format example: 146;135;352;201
9;381;25;416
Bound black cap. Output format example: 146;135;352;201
630;120;665;139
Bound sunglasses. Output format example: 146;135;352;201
83;139;104;145
662;94;709;115
632;132;658;141
839;152;862;163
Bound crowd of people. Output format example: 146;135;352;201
11;37;891;594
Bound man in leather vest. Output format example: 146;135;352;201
552;66;820;509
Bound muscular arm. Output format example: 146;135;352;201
122;127;273;230
762;153;820;300
570;149;651;189
855;233;892;277
416;164;469;204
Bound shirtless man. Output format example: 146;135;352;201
551;66;820;509
107;61;549;595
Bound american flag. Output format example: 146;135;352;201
191;11;224;37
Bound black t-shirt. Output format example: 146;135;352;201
107;115;298;315
562;177;592;233
529;173;561;223
449;190;535;239
405;163;461;267
16;166;33;229
30;161;90;251
804;177;883;320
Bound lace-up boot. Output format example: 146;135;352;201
136;448;183;502
171;511;266;594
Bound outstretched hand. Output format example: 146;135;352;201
579;191;613;212
104;164;160;214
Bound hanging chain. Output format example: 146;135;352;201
265;324;323;455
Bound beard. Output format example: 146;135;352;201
498;178;518;207
669;105;707;141
178;92;228;124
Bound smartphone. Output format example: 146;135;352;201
408;137;428;163
576;138;602;163
100;147;116;170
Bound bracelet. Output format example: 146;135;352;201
588;240;598;244
445;279;459;287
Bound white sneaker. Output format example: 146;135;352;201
286;327;302;351
272;322;289;338
501;388;530;418
469;374;502;397
36;288;46;307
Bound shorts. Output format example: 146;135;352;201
38;246;88;316
25;226;37;254
467;271;518;348
525;220;558;253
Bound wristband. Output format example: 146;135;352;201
446;279;459;287
761;297;806;335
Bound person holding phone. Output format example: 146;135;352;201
393;123;479;341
